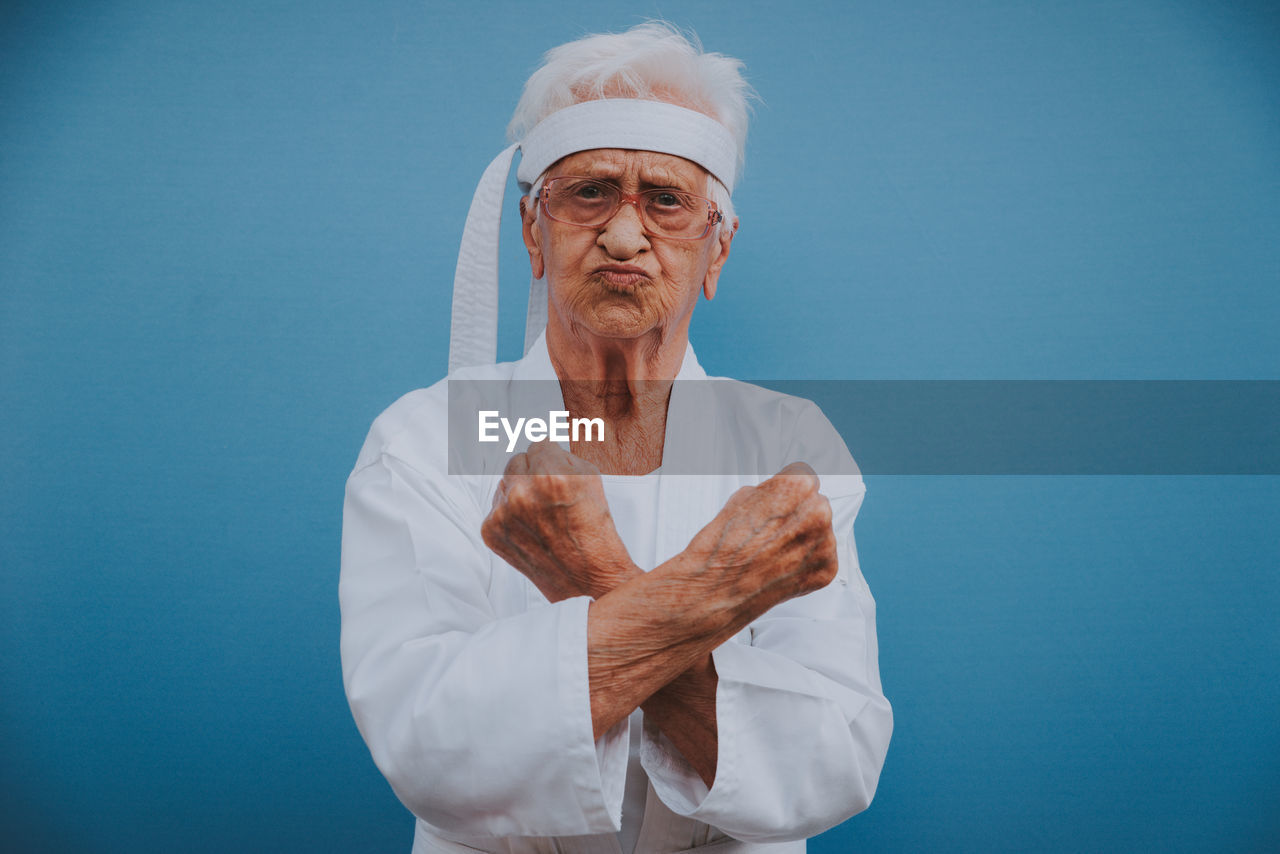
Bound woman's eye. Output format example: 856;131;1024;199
653;192;680;207
574;183;605;199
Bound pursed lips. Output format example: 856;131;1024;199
592;264;652;289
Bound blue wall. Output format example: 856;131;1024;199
2;1;1277;851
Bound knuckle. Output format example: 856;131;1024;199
769;476;797;500
778;461;819;491
544;473;573;501
527;439;554;461
789;460;817;477
507;479;535;509
480;515;500;547
821;532;838;562
802;548;838;589
815;559;838;587
774;475;818;505
503;453;528;477
809;494;833;527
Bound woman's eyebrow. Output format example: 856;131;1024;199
637;169;697;190
572;162;625;180
562;162;699;189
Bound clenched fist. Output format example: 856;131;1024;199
481;440;640;602
680;461;838;627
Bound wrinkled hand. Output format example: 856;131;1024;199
481;441;640;602
681;461;838;624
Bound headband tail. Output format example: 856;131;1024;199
449;143;519;372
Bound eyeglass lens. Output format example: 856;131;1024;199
544;179;713;239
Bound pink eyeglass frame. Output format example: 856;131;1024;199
538;176;724;240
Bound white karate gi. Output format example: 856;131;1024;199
340;333;893;854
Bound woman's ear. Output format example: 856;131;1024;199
703;217;737;300
520;197;545;280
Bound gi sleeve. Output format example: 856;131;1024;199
339;402;628;836
640;401;894;842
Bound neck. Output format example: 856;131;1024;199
545;319;688;384
545;320;688;476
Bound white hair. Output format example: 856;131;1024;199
509;21;752;227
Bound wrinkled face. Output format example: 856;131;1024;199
521;148;733;342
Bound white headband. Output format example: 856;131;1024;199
448;99;739;372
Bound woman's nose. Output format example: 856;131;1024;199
597;200;650;256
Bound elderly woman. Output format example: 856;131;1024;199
340;23;892;854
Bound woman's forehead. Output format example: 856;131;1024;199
551;149;707;186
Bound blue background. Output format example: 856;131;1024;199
2;1;1278;851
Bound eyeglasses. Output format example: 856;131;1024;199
539;177;723;240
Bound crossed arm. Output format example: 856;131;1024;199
480;441;840;787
